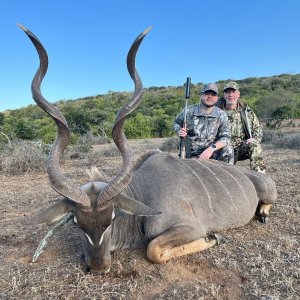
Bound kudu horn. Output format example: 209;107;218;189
18;23;152;209
96;27;152;205
18;23;90;207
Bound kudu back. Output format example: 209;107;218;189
19;24;277;274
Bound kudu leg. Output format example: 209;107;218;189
147;227;223;264
257;203;272;223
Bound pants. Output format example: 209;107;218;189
234;141;266;171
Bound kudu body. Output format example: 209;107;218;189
19;25;277;274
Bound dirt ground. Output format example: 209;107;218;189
0;138;299;300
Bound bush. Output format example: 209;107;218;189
77;132;110;145
85;151;106;166
271;106;295;119
102;145;121;157
66;143;92;160
0;140;47;175
262;129;283;143
273;133;300;149
159;136;179;152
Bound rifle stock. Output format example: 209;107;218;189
180;77;191;159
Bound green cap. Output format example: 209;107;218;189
223;81;239;92
201;83;218;95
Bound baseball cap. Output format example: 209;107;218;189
223;81;239;92
201;83;218;95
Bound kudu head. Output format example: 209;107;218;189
18;24;161;274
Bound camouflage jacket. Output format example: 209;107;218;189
173;104;231;155
216;98;263;148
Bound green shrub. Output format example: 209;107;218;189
271;106;295;119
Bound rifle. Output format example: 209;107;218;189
240;108;252;139
179;77;192;159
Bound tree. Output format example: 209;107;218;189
2;116;37;140
0;112;4;126
254;90;298;120
124;112;151;138
61;104;91;135
272;106;296;119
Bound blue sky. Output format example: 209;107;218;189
1;0;300;111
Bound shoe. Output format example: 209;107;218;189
257;168;266;174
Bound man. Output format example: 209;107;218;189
216;81;266;173
174;83;233;163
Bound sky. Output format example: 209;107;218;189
1;0;300;111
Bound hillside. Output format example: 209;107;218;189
1;73;300;143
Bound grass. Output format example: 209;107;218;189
0;135;299;299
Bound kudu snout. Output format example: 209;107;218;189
83;247;112;274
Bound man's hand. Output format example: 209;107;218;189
246;138;256;144
198;147;214;160
179;127;187;137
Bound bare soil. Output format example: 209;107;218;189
0;138;299;300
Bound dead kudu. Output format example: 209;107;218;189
19;24;277;274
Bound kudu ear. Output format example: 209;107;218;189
112;194;162;216
26;199;74;225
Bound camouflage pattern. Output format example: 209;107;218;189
201;83;218;94
216;98;266;172
233;141;266;172
174;104;233;163
223;81;239;91
211;145;234;164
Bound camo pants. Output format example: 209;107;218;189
234;141;266;172
191;145;234;164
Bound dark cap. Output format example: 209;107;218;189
223;81;239;92
201;83;218;95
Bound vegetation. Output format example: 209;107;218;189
1;138;299;299
272;132;300;149
0;140;46;175
1;73;300;144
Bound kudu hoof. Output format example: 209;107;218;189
259;216;269;224
207;233;226;245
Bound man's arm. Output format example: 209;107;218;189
173;110;185;135
216;111;231;146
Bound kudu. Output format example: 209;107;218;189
19;24;277;274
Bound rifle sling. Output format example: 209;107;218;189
239;109;251;139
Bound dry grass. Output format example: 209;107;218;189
0;137;299;299
0;140;46;175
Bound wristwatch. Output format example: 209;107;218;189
211;144;217;151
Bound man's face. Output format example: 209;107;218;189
223;88;240;108
201;91;218;108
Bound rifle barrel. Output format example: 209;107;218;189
180;77;191;159
185;77;191;99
